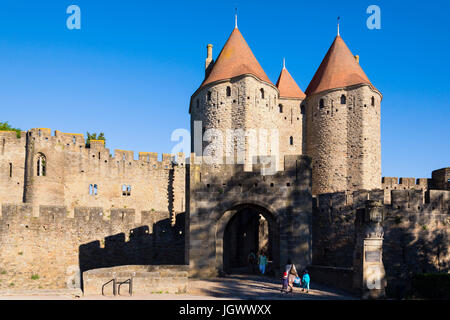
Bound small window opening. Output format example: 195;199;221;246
289;136;294;145
122;184;131;196
260;88;265;99
207;91;211;101
279;104;283;113
9;163;12;178
371;96;375;106
36;153;46;176
341;95;346;104
226;86;231;97
319;99;324;109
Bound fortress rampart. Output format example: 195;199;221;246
0;203;185;290
312;187;449;295
0;129;186;223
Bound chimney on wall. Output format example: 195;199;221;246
205;44;214;77
354;55;360;64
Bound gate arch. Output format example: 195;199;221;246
214;202;280;275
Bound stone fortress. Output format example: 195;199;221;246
0;20;448;297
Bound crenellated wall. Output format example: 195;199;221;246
188;154;313;277
0;203;185;290
0;129;186;223
312;188;450;297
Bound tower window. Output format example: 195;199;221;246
319;99;324;109
289;136;294;145
341;95;346;104
226;86;231;97
207;91;211;101
260;88;265;99
9;163;12;178
36;153;46;176
371;96;375;106
300;105;306;115
279;104;283;113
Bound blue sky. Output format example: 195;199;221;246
0;0;448;178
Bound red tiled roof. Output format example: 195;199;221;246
276;67;306;99
305;36;375;96
201;28;272;87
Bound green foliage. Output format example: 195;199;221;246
85;132;106;148
0;270;6;275
0;121;21;138
31;274;40;280
412;273;450;300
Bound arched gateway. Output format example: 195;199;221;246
217;203;280;275
187;155;313;277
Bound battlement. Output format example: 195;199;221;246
314;188;450;214
0;203;180;228
21;128;185;166
382;176;430;189
189;154;311;190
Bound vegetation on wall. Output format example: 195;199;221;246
85;132;106;148
0;122;21;138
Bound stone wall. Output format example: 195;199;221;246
188;154;312;277
312;188;450;297
0;129;186;224
83;265;189;296
0;131;27;205
305;84;382;195
0;204;185;290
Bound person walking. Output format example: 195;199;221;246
301;269;310;293
258;252;268;275
281;259;298;293
247;251;256;274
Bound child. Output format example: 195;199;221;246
281;271;289;293
301;269;310;293
258;252;268;275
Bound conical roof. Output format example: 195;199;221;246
200;28;272;87
276;66;306;99
305;36;376;96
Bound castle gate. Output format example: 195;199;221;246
187;155;313;278
219;203;279;275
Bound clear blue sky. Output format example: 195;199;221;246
0;0;448;178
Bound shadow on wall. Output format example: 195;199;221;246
383;215;449;299
78;212;185;289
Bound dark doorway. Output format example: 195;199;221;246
223;205;277;275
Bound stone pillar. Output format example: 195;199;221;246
353;200;387;299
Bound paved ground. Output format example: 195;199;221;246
0;275;356;300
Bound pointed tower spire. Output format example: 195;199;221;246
235;8;238;29
305;35;377;96
199;27;272;88
276;63;306;99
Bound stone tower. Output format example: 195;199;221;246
189;25;305;170
275;60;306;159
304;35;382;195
